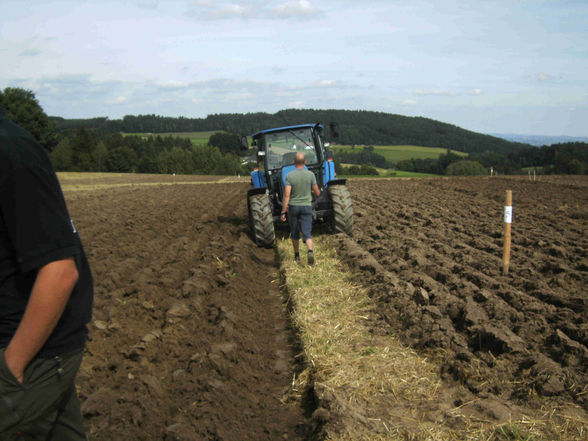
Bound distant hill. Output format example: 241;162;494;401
50;109;532;155
491;133;588;146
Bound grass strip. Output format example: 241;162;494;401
278;235;450;440
278;235;587;441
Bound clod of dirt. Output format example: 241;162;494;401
166;302;190;321
463;297;489;326
413;287;430;305
81;388;115;417
470;324;526;354
473;398;513;421
93;320;108;330
141;329;163;343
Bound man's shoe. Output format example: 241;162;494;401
294;253;300;262
307;251;315;266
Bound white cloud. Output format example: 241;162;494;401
105;96;129;104
137;0;159;10
311;79;336;88
19;49;42;57
569;107;576;112
537;72;553;82
186;1;253;20
469;88;483;95
211;3;252;19
270;0;322;19
402;99;418;106
155;80;189;90
413;88;458;96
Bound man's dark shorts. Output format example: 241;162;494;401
288;205;313;242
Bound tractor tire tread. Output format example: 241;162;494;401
248;193;275;247
328;185;353;236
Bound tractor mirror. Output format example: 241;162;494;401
324;142;331;148
239;136;249;151
329;122;340;140
258;151;266;157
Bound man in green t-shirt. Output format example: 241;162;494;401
281;152;321;264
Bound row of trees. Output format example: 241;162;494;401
1;87;247;175
335;163;379;176
332;146;392;169
395;151;468;175
395;144;588;175
51;130;244;175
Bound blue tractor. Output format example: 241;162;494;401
240;123;353;247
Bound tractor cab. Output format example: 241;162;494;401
242;123;352;247
248;124;337;214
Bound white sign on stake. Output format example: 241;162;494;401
504;206;513;224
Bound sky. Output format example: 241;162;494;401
1;0;587;136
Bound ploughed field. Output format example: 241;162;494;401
335;176;587;422
63;175;588;439
65;183;310;440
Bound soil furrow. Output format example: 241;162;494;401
336;176;587;425
65;183;309;441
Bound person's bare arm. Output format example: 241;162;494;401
312;184;320;197
281;185;292;221
4;257;79;383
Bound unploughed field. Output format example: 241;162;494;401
125;131;219;145
333;145;469;163
61;174;587;440
338;164;436;178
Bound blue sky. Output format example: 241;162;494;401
1;0;587;136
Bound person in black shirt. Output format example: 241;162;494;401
0;107;93;440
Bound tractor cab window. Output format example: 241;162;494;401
265;128;318;170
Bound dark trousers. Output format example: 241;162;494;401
288;205;313;242
0;348;86;440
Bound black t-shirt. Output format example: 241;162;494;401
0;110;93;357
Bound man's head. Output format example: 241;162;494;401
294;152;306;166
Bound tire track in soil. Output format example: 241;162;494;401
65;183;312;441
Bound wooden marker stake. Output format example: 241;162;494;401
502;190;513;274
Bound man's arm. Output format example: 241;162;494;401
4;257;79;383
281;185;292;221
312;184;320;197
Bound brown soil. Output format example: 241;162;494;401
64;175;588;439
57;172;228;187
334;176;588;424
65;184;313;441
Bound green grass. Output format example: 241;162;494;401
339;164;437;178
123;131;222;145
386;170;437;177
333;144;468;163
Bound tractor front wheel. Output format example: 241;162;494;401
248;193;276;247
328;185;353;236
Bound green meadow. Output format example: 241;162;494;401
333;144;468;163
339;164;437;178
124;131;220;145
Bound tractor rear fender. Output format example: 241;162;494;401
247;187;267;197
326;178;347;187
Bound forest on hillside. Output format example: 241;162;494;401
3;87;586;176
50;109;530;155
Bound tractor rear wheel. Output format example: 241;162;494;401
248;193;275;247
328;185;353;236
